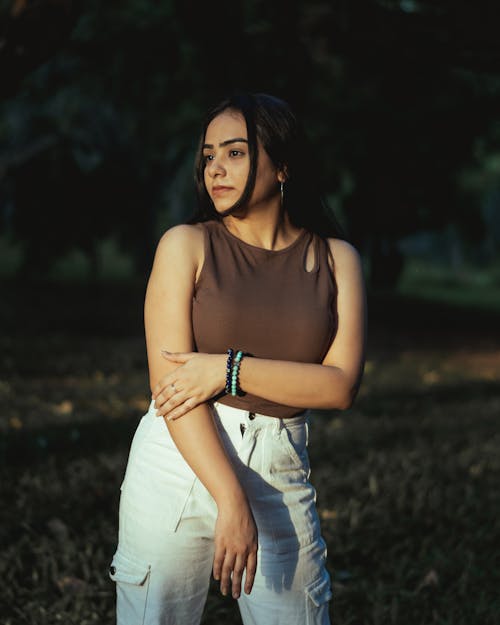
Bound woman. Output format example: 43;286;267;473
109;92;366;625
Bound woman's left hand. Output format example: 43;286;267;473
152;351;226;421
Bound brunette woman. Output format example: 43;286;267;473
109;92;366;625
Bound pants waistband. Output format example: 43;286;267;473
212;401;308;444
146;400;307;429
213;400;307;425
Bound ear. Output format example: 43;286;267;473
277;164;289;183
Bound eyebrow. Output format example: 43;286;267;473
202;138;248;149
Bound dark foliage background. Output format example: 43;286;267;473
2;0;500;283
1;1;500;624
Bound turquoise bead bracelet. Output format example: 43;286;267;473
225;348;246;396
231;350;244;396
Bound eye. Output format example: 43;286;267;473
229;149;244;157
203;154;214;163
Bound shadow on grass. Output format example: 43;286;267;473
367;289;500;347
1;280;499;624
0;414;141;467
2;377;498;470
357;379;500;415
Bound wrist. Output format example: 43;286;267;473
220;352;231;393
215;482;248;510
223;348;250;397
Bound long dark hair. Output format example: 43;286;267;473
189;92;346;240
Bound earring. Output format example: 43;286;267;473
280;181;284;207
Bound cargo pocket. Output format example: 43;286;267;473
305;571;332;624
271;424;310;477
109;550;151;625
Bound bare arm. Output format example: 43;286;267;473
154;238;366;418
145;225;257;598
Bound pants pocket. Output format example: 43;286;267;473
109;550;151;625
305;571;332;624
119;410;198;533
271;424;310;477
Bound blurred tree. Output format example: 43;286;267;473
1;0;500;284
0;0;81;98
300;0;500;285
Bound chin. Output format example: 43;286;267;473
213;202;234;215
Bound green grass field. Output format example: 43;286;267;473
0;276;499;624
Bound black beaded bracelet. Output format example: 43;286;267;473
225;348;234;394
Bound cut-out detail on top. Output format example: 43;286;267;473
302;234;319;273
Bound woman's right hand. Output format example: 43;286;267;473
213;499;258;599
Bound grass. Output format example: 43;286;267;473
0;279;499;624
397;257;500;312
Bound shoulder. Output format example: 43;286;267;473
326;238;362;264
147;224;206;283
157;223;205;251
325;238;364;281
154;223;205;265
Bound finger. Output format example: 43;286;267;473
161;350;190;363
231;554;246;599
153;384;177;410
151;381;161;399
152;377;175;400
244;550;258;595
156;392;186;417
213;545;225;581
166;397;197;421
154;390;165;409
220;552;236;597
165;382;179;401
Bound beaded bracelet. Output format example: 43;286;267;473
231;350;244;397
225;348;234;394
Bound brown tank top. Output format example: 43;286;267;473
192;220;338;417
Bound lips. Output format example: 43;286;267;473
212;186;234;196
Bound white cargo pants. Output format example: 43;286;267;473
109;400;332;625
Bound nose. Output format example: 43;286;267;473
206;154;225;178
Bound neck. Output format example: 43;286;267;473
222;204;300;251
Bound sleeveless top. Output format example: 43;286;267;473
192;220;338;417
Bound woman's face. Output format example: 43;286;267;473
203;110;282;214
